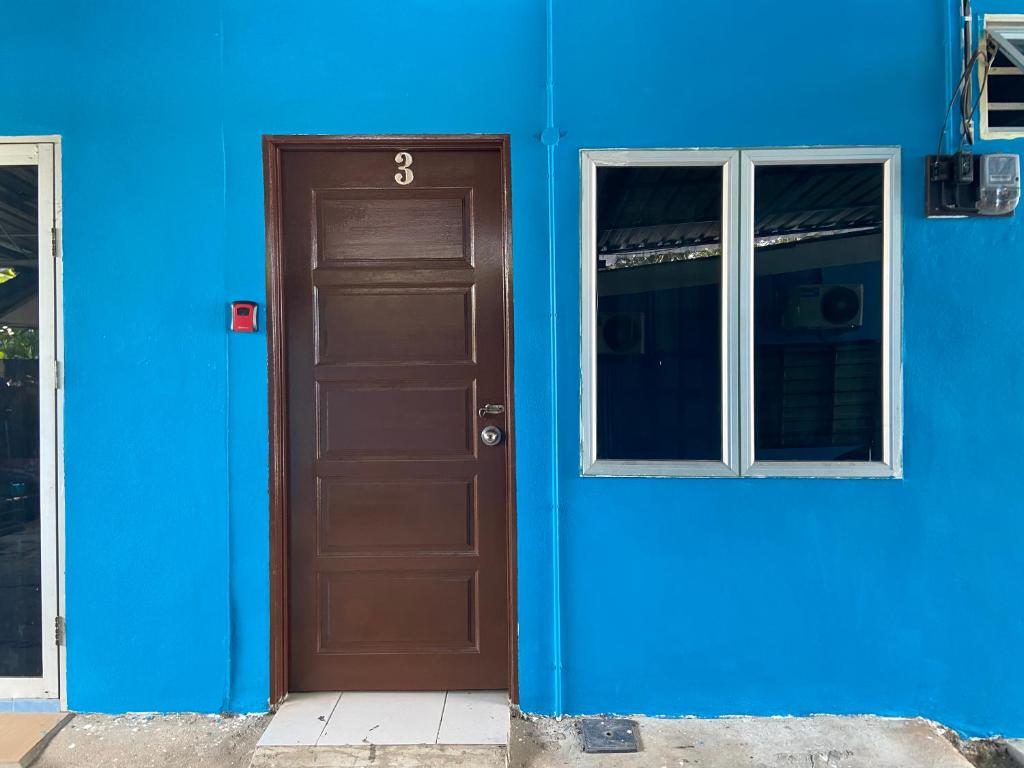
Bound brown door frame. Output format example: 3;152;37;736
263;134;517;707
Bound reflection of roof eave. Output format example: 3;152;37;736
598;207;882;256
598;226;881;270
0;272;39;320
0;248;38;265
598;232;883;297
755;225;882;250
0;167;39;263
599;244;720;268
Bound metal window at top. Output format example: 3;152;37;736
989;29;1024;73
982;20;1024;136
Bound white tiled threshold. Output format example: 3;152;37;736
258;691;509;748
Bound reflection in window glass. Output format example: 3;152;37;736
595;165;722;461
0;165;41;677
753;163;884;462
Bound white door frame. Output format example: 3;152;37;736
0;137;63;702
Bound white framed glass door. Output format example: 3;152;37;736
0;141;59;700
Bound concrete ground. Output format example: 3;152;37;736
25;710;1021;768
511;714;979;768
32;713;271;768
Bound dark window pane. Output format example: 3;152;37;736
1007;37;1024;59
0;165;42;677
994;50;1018;68
989;107;1024;128
986;73;1024;103
595;165;722;461
753;163;884;462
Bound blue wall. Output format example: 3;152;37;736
2;0;556;715
2;0;1023;737
550;0;1024;738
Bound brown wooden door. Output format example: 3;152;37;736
278;138;512;692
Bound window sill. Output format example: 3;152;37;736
743;460;901;479
581;459;902;479
583;460;738;478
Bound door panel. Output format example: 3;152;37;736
316;189;471;265
318;382;475;459
318;570;476;650
317;478;475;554
317;287;473;364
281;142;511;691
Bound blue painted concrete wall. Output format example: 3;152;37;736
550;0;1024;738
2;0;1023;737
2;0;555;715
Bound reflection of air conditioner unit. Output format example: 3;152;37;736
597;311;645;354
784;284;864;329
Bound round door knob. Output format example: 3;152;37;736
480;425;504;446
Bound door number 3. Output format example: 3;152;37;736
394;152;414;185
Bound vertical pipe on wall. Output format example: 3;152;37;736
543;0;564;716
215;0;234;713
944;0;966;154
961;0;974;145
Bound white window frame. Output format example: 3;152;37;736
740;147;902;478
580;146;902;479
581;149;740;477
0;137;64;702
980;15;1024;141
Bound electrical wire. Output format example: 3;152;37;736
935;45;987;162
959;37;996;154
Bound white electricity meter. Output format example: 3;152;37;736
978;154;1021;216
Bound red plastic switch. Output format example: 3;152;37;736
230;301;258;332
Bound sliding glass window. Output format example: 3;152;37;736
581;151;739;477
581;147;901;478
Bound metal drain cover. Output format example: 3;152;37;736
579;718;640;753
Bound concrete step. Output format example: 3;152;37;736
0;713;73;768
250;743;507;768
510;714;974;768
997;739;1024;765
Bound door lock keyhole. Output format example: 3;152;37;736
480;425;504;446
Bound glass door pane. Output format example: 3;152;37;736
0;164;41;678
